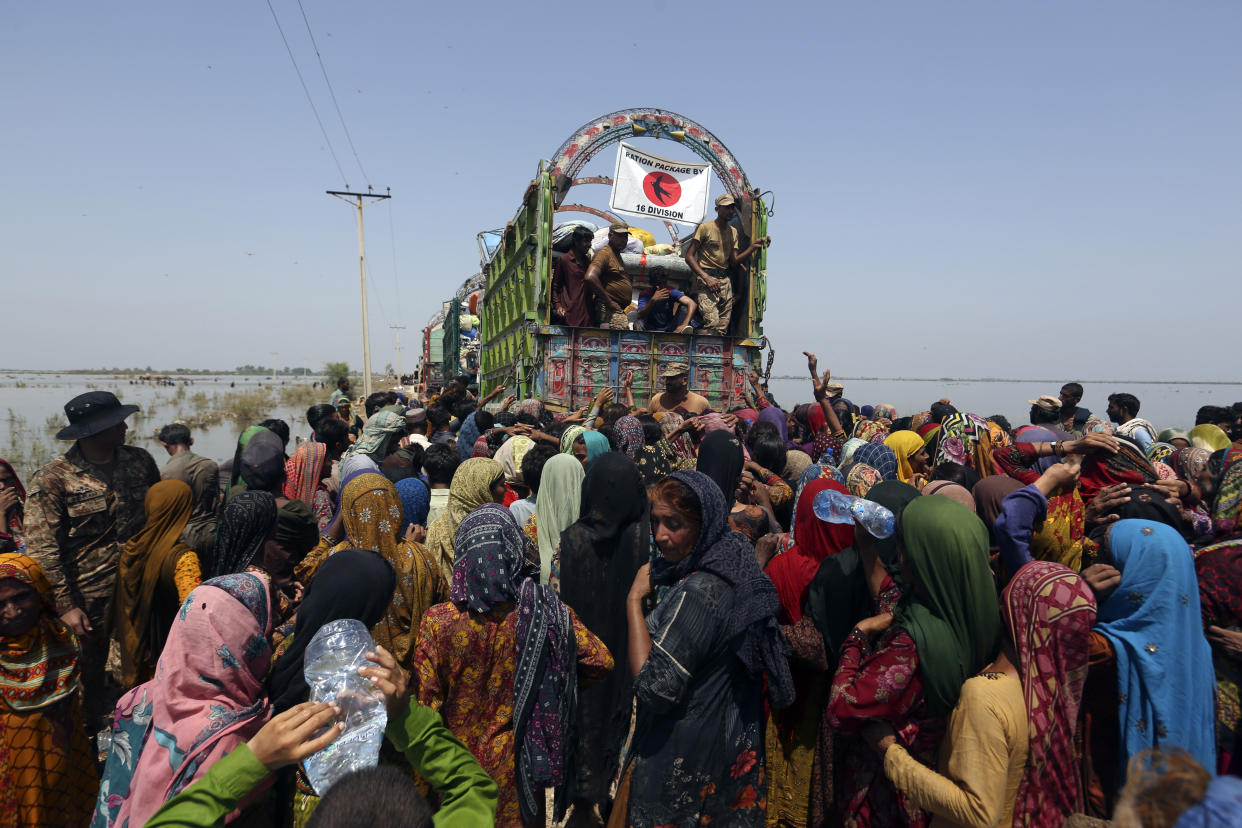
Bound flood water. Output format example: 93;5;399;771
1;373;330;482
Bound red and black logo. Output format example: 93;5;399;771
643;172;681;206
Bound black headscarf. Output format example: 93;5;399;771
804;480;922;671
1087;483;1192;556
651;470;794;707
240;429;286;492
696;430;745;510
212;490;277;577
267;549;396;712
557;453;648;802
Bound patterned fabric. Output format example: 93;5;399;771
1002;561;1097;828
855;442;899;482
494;435;534;486
558;425;587;454
0;554;80;710
23;443;160;612
1078;438;1157;502
341;410;406;463
1212;447;1242;541
211;490;277;577
853;419;890;444
873;404;898;421
471;436;491;458
839;437;866;468
114;479;196;686
988;420;1012;449
1030;489;1087;571
93;572;274;828
1194;539;1242;775
395;477;431;527
1094;520;1217;783
419;503;611;827
634;444;672;485
1145;441;1176;466
457;412;483;462
933;413;997;476
658;413;696;465
0;458;25;553
283;441;327;507
612;416;645;459
515;398;545;421
889;427;929;486
846;463;883;497
424;457;504;584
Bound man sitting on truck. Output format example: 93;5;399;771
635;269;697;334
551;226;595;327
583;221;634;331
648;363;711;417
684;193;769;335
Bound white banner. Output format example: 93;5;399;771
609;141;710;226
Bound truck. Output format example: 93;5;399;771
476;108;771;411
416;305;447;399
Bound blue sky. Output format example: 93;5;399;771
4;2;1239;380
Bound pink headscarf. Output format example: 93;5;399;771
97;572;275;826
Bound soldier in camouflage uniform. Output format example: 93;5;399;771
23;391;160;734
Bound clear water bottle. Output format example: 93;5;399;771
301;619;388;796
813;489;896;539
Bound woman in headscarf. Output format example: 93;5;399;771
935;413;999;477
873;404;899;422
828;496;1001;828
530;454;584;586
424;457;506;583
612;415;645;459
875;561;1096;828
413;505;612;827
974;475;1025;552
266;550;396;827
616;471;793;827
283;440;331;528
495;434;535;500
229;427;287;500
792;481;921;825
763;478;855;827
921;480;976;512
854;419;890;445
634;440;672;487
341;409;407;465
854;442;900;482
579;430;610;470
298;473;445;672
759;405;794;448
395;476;431;533
846;463;884;498
556;453;649;822
657;412;698;470
113;479;201;686
886;430;931;485
994;462;1088;575
1195;528;1242;776
1171;447;1216;538
212;490;278;578
457;411;483;462
696;429;745;510
0;553;95;827
0;459;26;554
94;571;275;827
1209;446;1242;542
1191;424;1232;452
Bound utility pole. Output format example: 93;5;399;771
327;187;391;400
390;324;407;387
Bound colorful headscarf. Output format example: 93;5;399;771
0;458;25;550
839;437;866;468
283;440;327;507
1003;562;1097;826
95;572;274;827
559;425;587;454
1078;438;1157;502
658;413;696;465
894;496;1001;716
884;431;926;483
535;454;584;583
634;445;672;486
457;412;483;462
0;553;79;711
987;421;1011;449
1094;520;1217;782
768;478;854;626
495;435;535;485
845;463;883;498
933;412;997;476
211;490;277;577
515;399;545;422
873;404;898;421
1145;441;1176;466
424;457;504;583
1211;447;1242;541
114;480;195;686
853;419;890;445
450;504;577;822
395;478;431;528
611;416;644;460
852;442;897;482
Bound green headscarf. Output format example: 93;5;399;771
228;425;267;491
559;425;587;454
535;454;584;583
894;495;1001;717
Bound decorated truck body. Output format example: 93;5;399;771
477;108;771;411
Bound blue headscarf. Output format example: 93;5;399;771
457;412;482;462
1172;775;1242;827
852;443;899;481
1094;519;1216;783
395;477;431;528
580;430;610;470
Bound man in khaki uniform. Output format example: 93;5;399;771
684;193;769;335
24;391;160;732
158;422;219;557
584;221;635;330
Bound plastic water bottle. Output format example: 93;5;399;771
812;489;896;539
301;619;388;796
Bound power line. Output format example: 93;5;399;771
264;0;349;187
294;0;371;188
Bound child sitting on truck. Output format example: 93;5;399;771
635;269;698;334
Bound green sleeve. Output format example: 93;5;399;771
385;703;499;827
145;743;272;827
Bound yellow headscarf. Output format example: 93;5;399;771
884;431;927;483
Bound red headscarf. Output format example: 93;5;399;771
807;403;828;435
765;478;854;624
1077;439;1156;501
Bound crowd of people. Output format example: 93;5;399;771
3;355;1242;828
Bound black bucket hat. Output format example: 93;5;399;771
55;391;139;441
